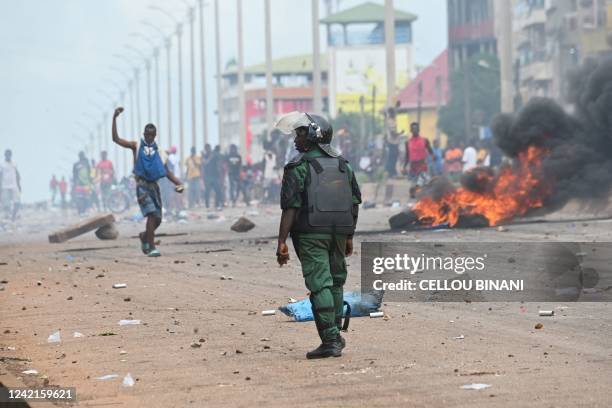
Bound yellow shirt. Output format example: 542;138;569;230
185;155;201;179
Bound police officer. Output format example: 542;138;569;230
275;112;362;359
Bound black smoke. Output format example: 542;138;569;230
491;58;612;213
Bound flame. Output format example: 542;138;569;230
413;146;553;227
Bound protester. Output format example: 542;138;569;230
403;122;434;199
263;149;278;203
112;107;184;257
430;139;445;177
226;144;243;207
72;151;93;215
96;151;115;211
203;145;224;210
0;149;21;221
49;175;58;206
477;141;491;167
59;176;68;209
462;139;478;172
163;146;182;215
185;147;201;208
444;141;463;182
89;159;101;211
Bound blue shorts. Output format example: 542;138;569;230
136;179;162;218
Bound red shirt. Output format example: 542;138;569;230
96;160;114;184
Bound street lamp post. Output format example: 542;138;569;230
214;0;224;146
187;5;197;151
126;45;152;122
198;0;209;147
237;0;246;158
141;22;172;146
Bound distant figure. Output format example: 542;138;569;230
263;149;278;202
0;149;21;221
164;146;182;215
185;147;201;208
72;151;93;215
96;151;115;211
112;107;184;257
204;145;224;210
59;176;68;209
403;122;434;199
50;175;58;205
430;139;445;176
444;141;463;182
226;144;243;207
462;139;478;172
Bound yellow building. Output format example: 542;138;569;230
320;2;418;116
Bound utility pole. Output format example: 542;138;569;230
265;0;274;136
384;0;396;112
187;6;197;150
198;0;209;147
166;38;173;146
153;47;160;130
214;0;224;146
134;68;141;129
312;0;323;114
495;0;513;113
237;0;246;158
177;23;185;174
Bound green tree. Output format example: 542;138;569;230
438;53;501;143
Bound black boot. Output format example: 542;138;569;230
306;336;343;360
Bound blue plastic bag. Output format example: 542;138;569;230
279;291;383;322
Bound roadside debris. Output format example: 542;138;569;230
453;335;465;340
95;223;119;240
47;331;61;343
539;310;555;317
96;374;119;381
370;312;384;318
22;369;38;375
231;217;255;233
48;214;116;243
122;373;135;387
461;383;491;390
535;323;544;329
98;332;117;336
261;310;276;316
118;320;141;326
113;283;127;289
73;332;84;338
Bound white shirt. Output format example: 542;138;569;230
462;147;478;172
0;161;18;190
167;154;179;176
263;153;277;180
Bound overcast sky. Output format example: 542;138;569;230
1;0;447;202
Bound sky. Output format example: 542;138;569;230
1;0;447;203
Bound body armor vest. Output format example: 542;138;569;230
292;157;355;235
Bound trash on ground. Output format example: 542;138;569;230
370;312;384;318
98;332;117;336
73;332;84;338
113;283;127;289
535;323;544;329
48;214;116;243
118;320;141;326
261;310;276;316
539;310;555;317
22;369;38;375
280;291;384;322
461;383;491;390
122;373;135;387
453;335;465;340
47;331;61;343
96;374;119;381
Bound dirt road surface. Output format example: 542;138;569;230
1;205;611;407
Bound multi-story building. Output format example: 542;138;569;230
221;54;328;162
447;0;498;71
512;0;611;104
320;2;417;116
